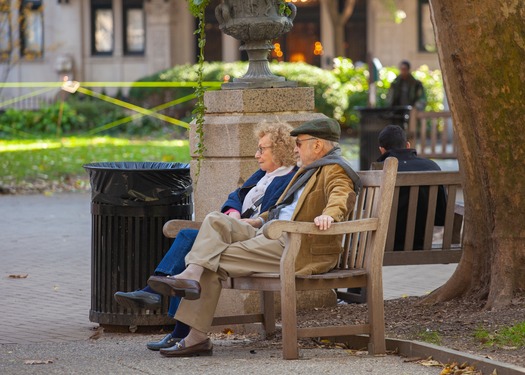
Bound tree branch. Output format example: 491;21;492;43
341;0;357;24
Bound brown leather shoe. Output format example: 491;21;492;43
147;276;201;300
159;338;213;357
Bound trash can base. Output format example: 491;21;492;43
90;309;175;327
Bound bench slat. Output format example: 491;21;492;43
403;186;419;251
423;185;439;249
442;185;458;249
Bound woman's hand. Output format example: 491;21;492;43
227;211;241;220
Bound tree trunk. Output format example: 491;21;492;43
424;0;525;309
323;0;356;58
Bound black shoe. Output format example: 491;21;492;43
147;276;201;300
114;290;161;310
146;333;181;351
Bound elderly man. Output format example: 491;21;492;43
147;118;361;357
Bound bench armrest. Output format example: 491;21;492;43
262;218;378;239
163;220;202;238
263;219;380;280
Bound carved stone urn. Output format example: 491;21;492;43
215;0;297;89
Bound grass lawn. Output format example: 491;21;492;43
0;136;359;193
0;137;190;191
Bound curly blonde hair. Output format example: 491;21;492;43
254;121;296;167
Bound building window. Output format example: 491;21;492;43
418;0;436;53
271;1;321;67
123;0;145;55
0;1;11;59
20;0;43;59
91;0;114;55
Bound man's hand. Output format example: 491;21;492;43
227;211;241;220
314;215;334;230
241;218;263;228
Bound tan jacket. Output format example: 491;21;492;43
260;164;356;275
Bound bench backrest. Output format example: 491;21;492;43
338;157;398;271
384;171;463;265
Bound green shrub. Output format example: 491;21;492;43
1;59;445;139
270;62;348;123
0;102;85;138
333;58;445;130
129;61;347;127
129;59;445;133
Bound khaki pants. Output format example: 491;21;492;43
175;211;285;332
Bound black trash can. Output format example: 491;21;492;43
83;162;192;328
356;106;412;170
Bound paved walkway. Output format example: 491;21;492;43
0;192;456;343
0;192;456;374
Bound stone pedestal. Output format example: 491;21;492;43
189;87;335;330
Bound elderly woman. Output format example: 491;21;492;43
114;121;297;350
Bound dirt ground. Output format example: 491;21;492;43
291;296;525;369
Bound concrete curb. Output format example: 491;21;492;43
345;336;525;375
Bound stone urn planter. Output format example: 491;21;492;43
215;0;297;89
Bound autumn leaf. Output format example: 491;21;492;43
8;274;28;279
89;326;104;340
417;357;442;367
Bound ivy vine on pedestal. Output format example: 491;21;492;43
187;0;209;179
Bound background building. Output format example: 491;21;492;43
0;0;438;101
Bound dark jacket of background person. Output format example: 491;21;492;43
377;148;447;250
221;167;298;215
388;74;427;110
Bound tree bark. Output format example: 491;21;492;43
323;0;356;58
424;0;525;309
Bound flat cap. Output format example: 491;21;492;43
290;118;341;142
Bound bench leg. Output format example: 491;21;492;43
262;291;276;336
280;282;298;359
367;285;386;355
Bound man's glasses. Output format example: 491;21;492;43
256;145;272;155
295;137;318;147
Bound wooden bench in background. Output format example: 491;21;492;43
338;170;463;303
383;170;463;265
163;158;399;359
408;110;456;159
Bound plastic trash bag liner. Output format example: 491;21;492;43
84;162;192;206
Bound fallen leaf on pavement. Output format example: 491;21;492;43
24;359;53;365
417;357;442;367
8;274;28;279
89;326;104;340
440;361;482;375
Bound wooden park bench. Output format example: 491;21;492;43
162;157;399;359
383;170;463;265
